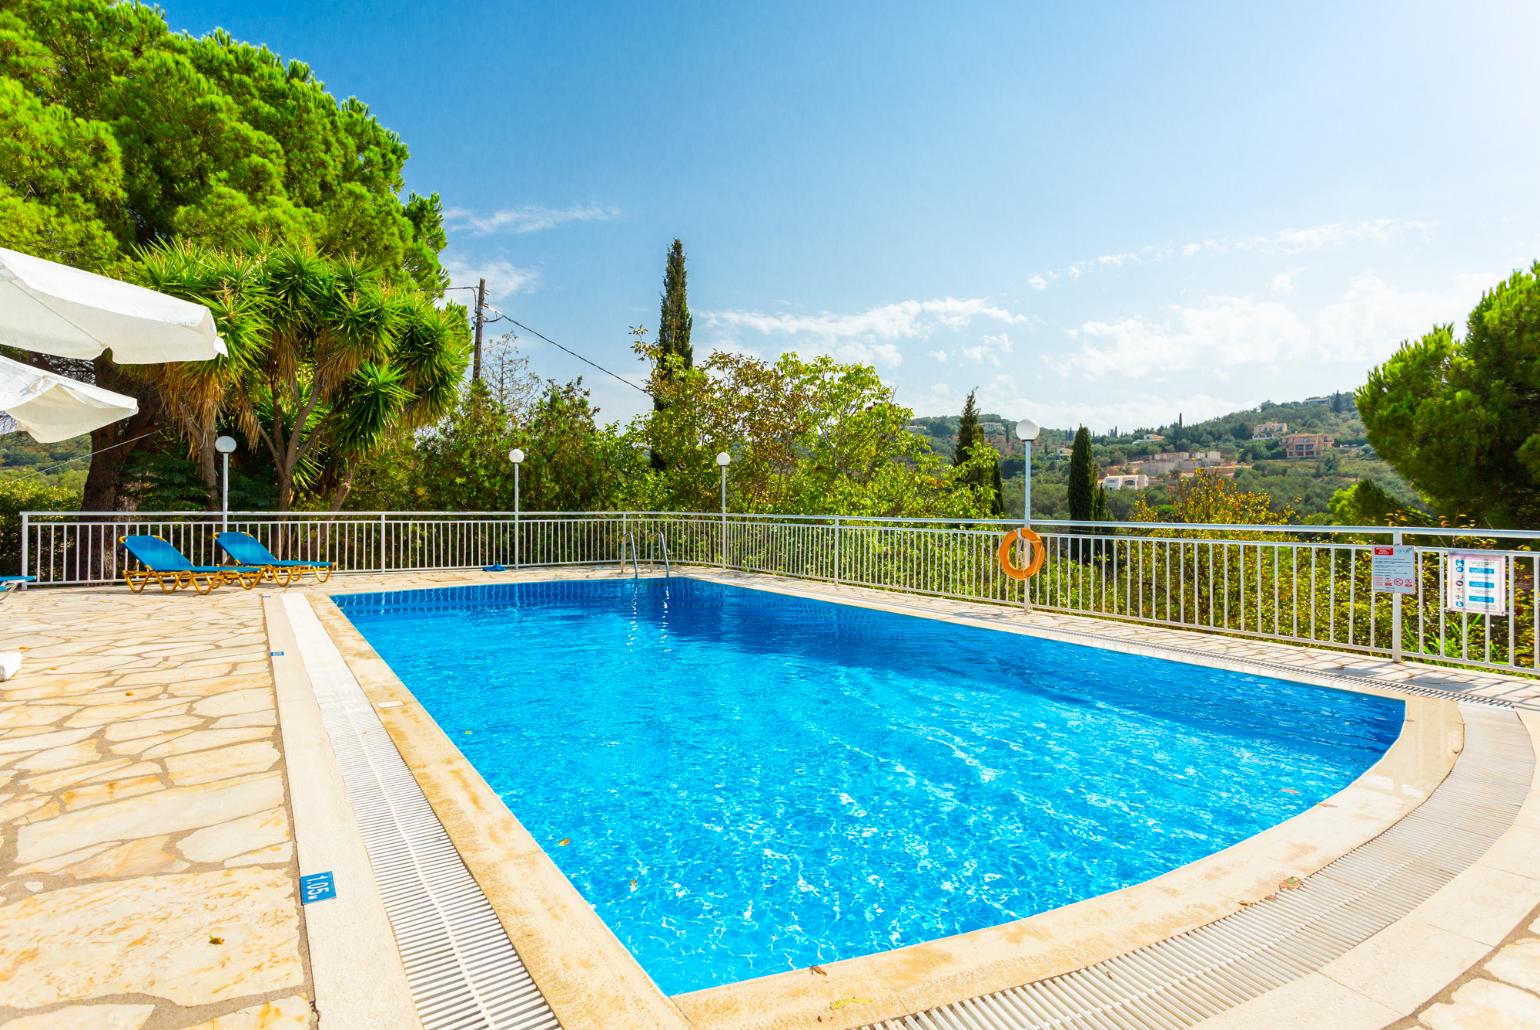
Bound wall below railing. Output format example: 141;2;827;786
19;510;1540;678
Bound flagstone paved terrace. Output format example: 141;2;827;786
0;585;311;1029
0;568;1537;1029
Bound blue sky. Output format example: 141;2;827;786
170;0;1540;430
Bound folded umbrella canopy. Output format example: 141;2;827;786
0;246;226;363
0;354;139;443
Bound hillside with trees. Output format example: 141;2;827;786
908;391;1421;523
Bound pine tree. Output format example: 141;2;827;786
1067;425;1096;521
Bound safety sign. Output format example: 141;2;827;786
1446;551;1508;616
1370;545;1417;595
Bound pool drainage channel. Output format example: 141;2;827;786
867;702;1533;1030
283;595;560;1030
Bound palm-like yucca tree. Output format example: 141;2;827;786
135;243;468;510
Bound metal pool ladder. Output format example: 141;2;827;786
623;530;640;578
657;531;671;577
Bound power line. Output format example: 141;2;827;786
0;427;163;482
480;303;653;398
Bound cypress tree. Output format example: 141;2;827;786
1067;426;1096;521
955;390;982;465
655;239;693;400
650;239;693;469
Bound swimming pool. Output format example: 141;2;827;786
336;577;1403;996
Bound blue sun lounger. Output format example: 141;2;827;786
0;575;33;603
120;535;262;594
214;531;334;585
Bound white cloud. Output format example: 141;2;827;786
1270;270;1298;295
443;203;621;235
1052;268;1487;381
928;349;950;363
440;256;539;300
703;297;1028;369
1315;271;1491;362
1057;296;1309;379
961;332;1014;365
972;388;1252;433
1027;218;1435;290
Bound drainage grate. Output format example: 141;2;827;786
284;596;560;1030
868;704;1533;1030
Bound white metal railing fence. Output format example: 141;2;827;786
18;509;1540;677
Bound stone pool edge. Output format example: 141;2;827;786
308;568;1458;1030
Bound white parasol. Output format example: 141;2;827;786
0;245;226;363
0;354;139;443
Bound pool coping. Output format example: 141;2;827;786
306;568;1463;1029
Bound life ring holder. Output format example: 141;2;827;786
997;526;1046;581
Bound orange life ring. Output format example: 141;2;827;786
998;527;1046;581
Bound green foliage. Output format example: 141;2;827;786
635;347;996;518
1067;426;1096;521
1358;262;1540;527
0;0;452;511
0;0;447;290
1329;478;1407;527
952;390;1004;515
1135;470;1294;529
133;243;469;510
348;363;637;514
0;475;79;574
656;239;693;377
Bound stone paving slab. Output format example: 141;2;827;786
0;585;313;1028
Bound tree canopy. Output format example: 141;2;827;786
1;0;452;509
634;347;997;517
1357;263;1540;527
136;244;469;511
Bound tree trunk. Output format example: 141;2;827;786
198;439;218;509
81;359;159;512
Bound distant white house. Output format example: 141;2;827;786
1101;473;1149;490
1252;421;1289;440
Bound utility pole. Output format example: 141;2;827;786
472;277;487;382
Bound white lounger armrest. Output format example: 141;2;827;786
0;651;20;682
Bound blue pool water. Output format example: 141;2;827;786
336;578;1402;996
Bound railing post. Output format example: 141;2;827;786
833;516;842;584
1392;529;1404;664
19;512;28;588
378;513;386;572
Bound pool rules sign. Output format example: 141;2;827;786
1446;551;1509;616
1370;545;1416;595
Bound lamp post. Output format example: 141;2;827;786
214;436;237;531
716;451;731;569
1014;418;1041;611
509;448;524;568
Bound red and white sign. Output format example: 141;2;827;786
1371;544;1417;595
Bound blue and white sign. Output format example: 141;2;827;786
1446;551;1508;616
299;871;336;905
